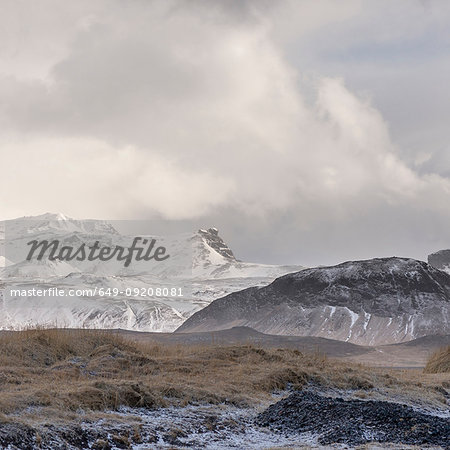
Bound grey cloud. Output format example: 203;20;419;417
1;0;450;266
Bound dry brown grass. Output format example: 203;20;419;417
424;346;450;374
0;328;448;419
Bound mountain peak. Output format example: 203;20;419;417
16;212;71;221
3;213;118;236
42;212;70;220
197;228;236;261
288;257;438;283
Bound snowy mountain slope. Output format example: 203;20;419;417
4;212;118;236
0;215;304;331
428;249;450;274
176;257;450;345
2;217;298;280
0;289;187;332
1;259;79;279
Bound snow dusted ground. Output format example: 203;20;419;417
3;393;448;449
0;403;325;449
110;404;319;449
2;404;318;449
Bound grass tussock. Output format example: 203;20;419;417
424;346;450;374
0;328;447;418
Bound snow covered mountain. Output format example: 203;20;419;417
176;257;450;345
0;214;304;331
428;249;450;274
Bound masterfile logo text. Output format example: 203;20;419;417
26;237;170;268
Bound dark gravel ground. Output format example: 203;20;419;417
256;391;450;448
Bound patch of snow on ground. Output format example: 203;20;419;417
111;404;319;449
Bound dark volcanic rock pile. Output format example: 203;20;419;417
256;391;450;448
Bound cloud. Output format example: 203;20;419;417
0;136;235;219
1;0;450;263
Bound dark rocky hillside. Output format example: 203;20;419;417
177;257;450;345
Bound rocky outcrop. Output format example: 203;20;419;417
197;228;236;260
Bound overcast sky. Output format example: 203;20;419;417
1;0;450;266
